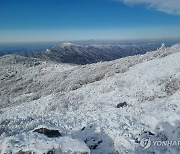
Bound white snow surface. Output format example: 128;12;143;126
0;44;180;153
0;133;90;154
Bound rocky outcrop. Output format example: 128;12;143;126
33;128;62;138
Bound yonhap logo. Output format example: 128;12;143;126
140;138;180;150
140;138;151;150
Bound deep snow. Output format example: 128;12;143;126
0;44;180;153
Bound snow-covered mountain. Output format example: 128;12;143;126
17;43;159;64
0;44;180;153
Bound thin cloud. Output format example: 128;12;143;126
118;0;180;15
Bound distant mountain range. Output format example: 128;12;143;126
15;43;160;64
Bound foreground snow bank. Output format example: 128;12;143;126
0;131;90;154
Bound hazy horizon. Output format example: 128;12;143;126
1;0;180;43
0;37;180;51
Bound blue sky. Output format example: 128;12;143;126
0;0;180;42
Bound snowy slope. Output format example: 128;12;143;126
0;44;180;153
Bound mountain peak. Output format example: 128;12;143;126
45;49;51;54
159;43;167;50
61;42;74;47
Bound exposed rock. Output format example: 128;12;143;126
144;131;155;136
81;127;86;131
116;102;128;108
16;150;35;154
89;140;103;150
46;149;55;154
33;128;62;138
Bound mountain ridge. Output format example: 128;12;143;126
16;43;160;64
